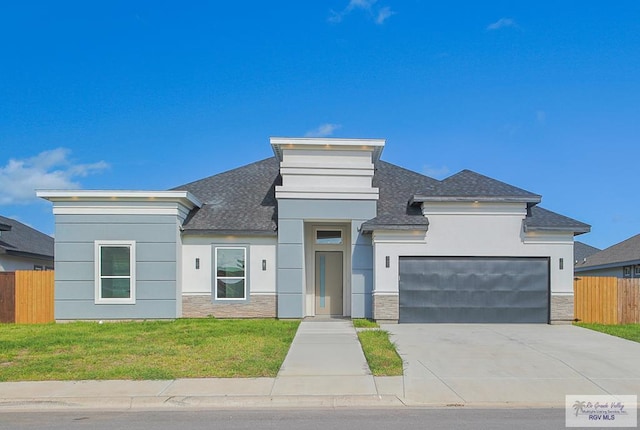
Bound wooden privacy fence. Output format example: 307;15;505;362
0;270;54;324
574;276;640;324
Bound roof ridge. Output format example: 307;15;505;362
377;160;439;181
171;156;277;190
441;169;540;195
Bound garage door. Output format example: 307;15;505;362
399;257;549;323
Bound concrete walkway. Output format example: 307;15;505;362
272;319;376;395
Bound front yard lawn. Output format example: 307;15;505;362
0;319;299;382
357;329;403;376
576;323;640;343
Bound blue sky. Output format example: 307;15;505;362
1;1;639;250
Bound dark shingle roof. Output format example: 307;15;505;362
575;233;640;270
524;206;591;235
0;215;54;260
172;158;589;236
412;169;542;203
361;161;438;232
574;241;601;265
173;158;280;235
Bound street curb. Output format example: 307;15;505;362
0;395;405;411
0;396;569;412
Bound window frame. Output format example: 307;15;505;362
94;240;136;304
315;229;343;245
214;246;248;301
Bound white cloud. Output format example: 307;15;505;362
423;165;450;179
487;18;517;31
305;123;342;138
0;148;109;205
328;10;344;23
329;0;394;25
347;0;378;11
376;6;395;24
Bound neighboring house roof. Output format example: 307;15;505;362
575;233;640;271
0;215;54;260
173;158;590;236
574;241;601;265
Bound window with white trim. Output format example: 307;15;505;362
95;240;136;304
215;247;246;300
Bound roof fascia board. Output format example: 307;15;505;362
575;259;640;272
36;190;202;209
5;249;54;260
411;195;541;204
360;224;429;234
524;225;591;235
181;229;278;237
270;136;385;163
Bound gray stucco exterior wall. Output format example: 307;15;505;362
54;214;180;320
351;219;374;318
276;199;376;318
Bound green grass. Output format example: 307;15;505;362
575;323;640;343
352;318;379;328
0;319;299;382
357;329;403;376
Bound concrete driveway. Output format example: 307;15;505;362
383;324;640;406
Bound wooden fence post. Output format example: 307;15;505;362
0;272;16;323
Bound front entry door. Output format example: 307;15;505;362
315;251;343;315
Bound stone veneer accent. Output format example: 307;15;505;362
182;294;277;318
373;294;399;322
550;294;574;323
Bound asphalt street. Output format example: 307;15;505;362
1;408;570;430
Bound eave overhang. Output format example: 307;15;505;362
410;195;542;205
270;136;385;163
36;190;203;210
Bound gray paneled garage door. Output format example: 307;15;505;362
399;257;550;323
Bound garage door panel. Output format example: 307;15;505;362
400;306;547;324
401;289;546;307
399;257;549;323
